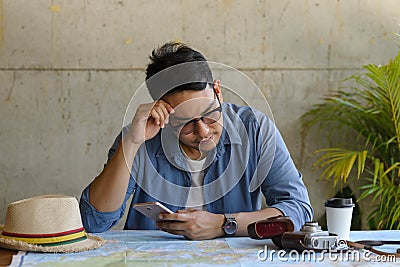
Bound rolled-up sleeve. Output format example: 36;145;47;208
80;129;137;233
261;127;313;230
265;171;313;231
80;186;127;233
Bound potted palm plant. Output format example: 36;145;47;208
301;51;400;230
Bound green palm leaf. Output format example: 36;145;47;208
301;51;400;229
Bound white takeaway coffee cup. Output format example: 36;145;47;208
324;198;355;240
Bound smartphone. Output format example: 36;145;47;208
133;202;174;221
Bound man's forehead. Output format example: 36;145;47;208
174;97;215;116
168;95;217;120
164;88;214;107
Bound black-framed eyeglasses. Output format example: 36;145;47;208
169;89;222;135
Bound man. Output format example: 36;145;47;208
80;42;313;240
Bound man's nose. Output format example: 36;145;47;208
194;119;209;137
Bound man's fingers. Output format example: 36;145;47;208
155;102;170;117
150;101;174;127
176;209;196;213
160;101;175;114
160;212;192;221
156;220;187;231
159;228;186;236
157;103;170;126
150;109;163;126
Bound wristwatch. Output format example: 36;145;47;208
222;214;238;236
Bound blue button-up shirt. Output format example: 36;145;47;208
80;103;313;232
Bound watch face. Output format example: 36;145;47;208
224;220;237;235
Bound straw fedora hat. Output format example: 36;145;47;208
0;194;105;253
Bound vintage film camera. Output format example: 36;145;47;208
248;216;340;251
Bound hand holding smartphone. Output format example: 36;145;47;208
133;202;173;222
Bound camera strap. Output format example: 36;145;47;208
347;241;400;258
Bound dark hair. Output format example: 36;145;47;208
145;42;213;100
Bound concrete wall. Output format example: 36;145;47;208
0;0;399;228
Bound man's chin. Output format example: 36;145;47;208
198;137;217;152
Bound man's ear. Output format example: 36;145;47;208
213;79;223;102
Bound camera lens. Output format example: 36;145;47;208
301;222;322;233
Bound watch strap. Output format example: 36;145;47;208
225;214;234;220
